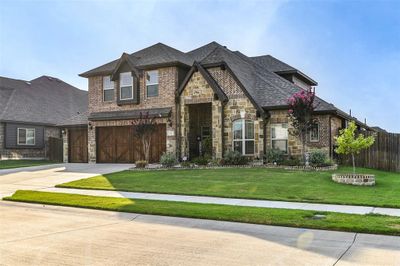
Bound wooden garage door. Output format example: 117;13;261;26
97;125;166;163
69;128;88;163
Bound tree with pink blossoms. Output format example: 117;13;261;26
287;89;316;164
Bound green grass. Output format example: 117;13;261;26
57;167;400;208
4;190;400;236
0;160;56;169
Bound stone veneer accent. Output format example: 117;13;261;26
87;66;179;162
0;123;60;159
332;173;375;186
179;68;264;159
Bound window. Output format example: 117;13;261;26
146;70;159;97
271;123;288;153
233;119;254;155
103;76;114;102
309;123;319;142
119;72;133;100
17;128;35;145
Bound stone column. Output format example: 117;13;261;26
62;129;68;163
212;100;223;159
88;125;96;163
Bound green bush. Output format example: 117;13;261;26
135;160;148;168
202;137;212;157
223;151;249;165
264;149;286;164
192;156;210;166
282;156;301;166
160;152;176;167
180;161;193;168
309;150;327;166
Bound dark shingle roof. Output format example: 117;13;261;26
187;41;222;61
0;76;88;125
80;43;193;77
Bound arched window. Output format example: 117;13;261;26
233;119;254;155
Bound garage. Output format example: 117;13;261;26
96;124;166;163
68;128;88;163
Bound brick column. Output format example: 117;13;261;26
212;100;223;159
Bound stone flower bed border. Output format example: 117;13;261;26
332;173;375;186
130;164;338;172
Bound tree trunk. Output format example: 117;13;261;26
351;153;356;174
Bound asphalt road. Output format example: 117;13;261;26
1;201;399;266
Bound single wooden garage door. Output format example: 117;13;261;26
69;128;88;163
97;125;166;163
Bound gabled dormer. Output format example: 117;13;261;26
110;53;141;105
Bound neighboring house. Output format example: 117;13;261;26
66;41;369;164
0;76;87;160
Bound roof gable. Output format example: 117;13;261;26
178;62;228;103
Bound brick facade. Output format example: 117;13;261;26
84;65;179;162
0;123;60;160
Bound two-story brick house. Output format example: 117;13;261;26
63;42;369;163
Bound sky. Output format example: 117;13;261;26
1;0;399;132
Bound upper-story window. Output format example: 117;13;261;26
271;123;288;153
146;70;159;97
309;123;319;142
103;76;114;102
233;119;254;155
18;128;35;145
120;72;133;100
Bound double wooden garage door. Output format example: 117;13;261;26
97;125;166;163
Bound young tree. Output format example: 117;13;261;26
288;89;316;164
132;112;157;162
335;121;375;174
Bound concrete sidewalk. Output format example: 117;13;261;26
2;201;400;265
40;187;400;217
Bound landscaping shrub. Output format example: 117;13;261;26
309;150;327;166
264;149;285;164
160;152;177;168
223;151;248;165
135;160;148;168
192;156;211;166
180;161;193;168
283;156;301;166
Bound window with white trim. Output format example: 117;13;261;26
309;123;319;142
17;128;35;145
146;70;159;97
233;119;254;155
119;72;133;100
271;123;288;153
103;76;114;102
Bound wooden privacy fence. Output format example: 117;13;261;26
48;137;63;162
339;131;400;172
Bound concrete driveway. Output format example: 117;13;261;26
0;163;133;197
0;201;399;266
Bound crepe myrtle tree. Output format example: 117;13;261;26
335;121;375;174
132;112;157;162
288;89;316;164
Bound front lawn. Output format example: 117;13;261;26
0;160;56;169
4;190;400;236
57;167;400;208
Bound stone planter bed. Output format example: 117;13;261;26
332;173;375;186
130;164;337;171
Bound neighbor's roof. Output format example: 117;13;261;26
0;76;88;125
